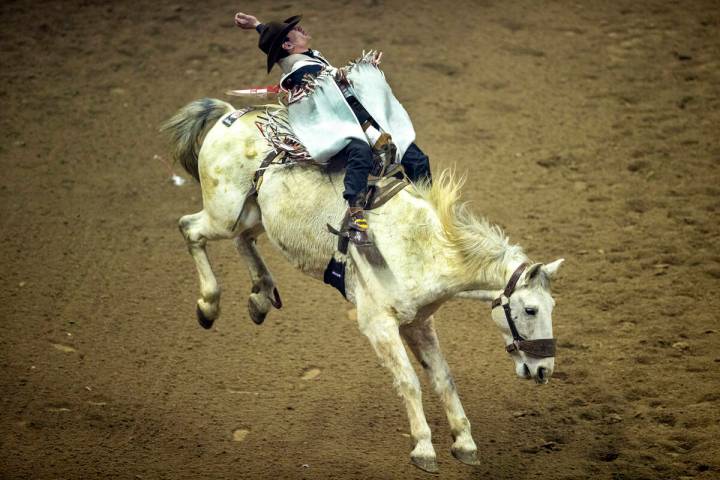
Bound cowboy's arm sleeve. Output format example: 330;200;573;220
281;64;324;89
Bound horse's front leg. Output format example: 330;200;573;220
400;316;480;466
357;308;438;473
178;210;228;329
234;226;282;325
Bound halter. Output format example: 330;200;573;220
491;263;557;358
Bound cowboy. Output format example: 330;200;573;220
234;12;431;245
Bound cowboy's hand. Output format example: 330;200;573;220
234;12;260;29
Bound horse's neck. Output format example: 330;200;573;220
464;253;529;293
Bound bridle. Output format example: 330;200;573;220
491;263;557;358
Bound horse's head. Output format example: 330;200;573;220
489;259;564;385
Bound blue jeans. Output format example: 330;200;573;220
341;141;432;202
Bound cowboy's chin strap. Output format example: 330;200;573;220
491;263;557;358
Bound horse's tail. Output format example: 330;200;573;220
160;98;234;182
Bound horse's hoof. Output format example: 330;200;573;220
248;295;268;325
196;305;215;329
451;448;481;466
410;455;439;474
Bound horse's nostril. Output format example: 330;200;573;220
537;367;546;381
523;364;531;378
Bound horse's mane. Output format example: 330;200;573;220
414;169;527;279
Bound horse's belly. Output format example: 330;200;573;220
257;166;346;278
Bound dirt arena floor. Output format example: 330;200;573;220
2;0;719;478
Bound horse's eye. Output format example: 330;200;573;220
524;307;538;316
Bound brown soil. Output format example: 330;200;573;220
1;1;719;479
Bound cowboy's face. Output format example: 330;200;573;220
283;25;311;52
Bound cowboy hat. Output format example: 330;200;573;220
258;15;302;73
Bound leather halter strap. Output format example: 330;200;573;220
491;263;528;309
491;263;557;359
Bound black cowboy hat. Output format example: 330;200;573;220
258;15;302;73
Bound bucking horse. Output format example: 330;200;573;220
162;97;564;473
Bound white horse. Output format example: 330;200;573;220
162;98;564;473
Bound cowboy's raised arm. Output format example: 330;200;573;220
234;12;261;30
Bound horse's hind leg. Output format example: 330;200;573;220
178;210;230;329
234;226;282;325
400;316;480;466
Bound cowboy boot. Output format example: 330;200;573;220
347;199;372;246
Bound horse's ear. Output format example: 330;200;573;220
542;258;565;279
525;263;544;282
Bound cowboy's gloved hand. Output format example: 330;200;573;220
234;12;260;29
